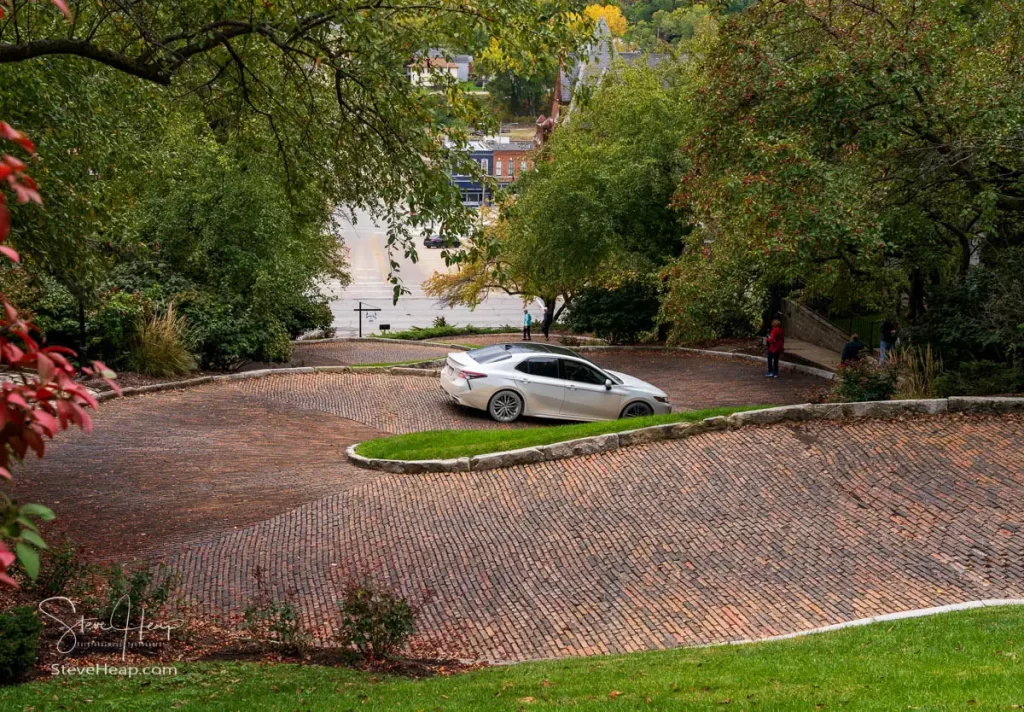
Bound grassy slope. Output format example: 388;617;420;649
3;609;1022;710
356;405;766;461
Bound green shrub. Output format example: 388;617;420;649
379;324;516;341
94;564;178;628
565;281;661;345
244;598;311;653
432;315;449;328
177;293;297;368
90;291;146;366
337;580;416;660
934;360;1024;397
829;360;897;402
280;298;334;341
0;606;42;684
26;541;89;599
128;304;195;376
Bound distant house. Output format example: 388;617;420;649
490;140;536;184
408;56;459;87
408;50;473;86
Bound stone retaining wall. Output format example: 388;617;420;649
346;397;1024;474
782;298;850;353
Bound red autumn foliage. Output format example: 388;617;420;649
0;0;115;589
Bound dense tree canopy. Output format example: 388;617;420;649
428;59;692;318
662;0;1024;345
0;0;588;365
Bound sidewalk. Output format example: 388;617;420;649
785;338;841;371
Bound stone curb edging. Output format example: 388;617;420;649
345;396;1024;474
717;599;1024;648
294;334;609;348
93;365;442;403
574;345;837;380
494;599;1024;665
293;335;472;350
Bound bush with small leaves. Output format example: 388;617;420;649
829;360;897;403
26;541;88;599
244;598;311;654
337;580;417;660
0;606;42;683
93;563;178;628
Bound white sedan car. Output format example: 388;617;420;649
440;343;671;423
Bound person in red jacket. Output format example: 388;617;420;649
766;319;784;378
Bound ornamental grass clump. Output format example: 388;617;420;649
891;345;941;399
129;304;195;377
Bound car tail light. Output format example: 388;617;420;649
458;370;487;380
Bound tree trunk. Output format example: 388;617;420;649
908;270;926;320
77;299;88;363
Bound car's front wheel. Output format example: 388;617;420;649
488;390;524;423
620;401;654;419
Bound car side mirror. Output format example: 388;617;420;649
604;379;612;390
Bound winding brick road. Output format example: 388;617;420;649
16;344;1024;661
169;413;1024;660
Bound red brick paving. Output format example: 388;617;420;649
586;350;822;411
17;348;1018;662
167;413;1024;660
288;340;453;366
16;384;386;562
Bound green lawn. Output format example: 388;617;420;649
4;608;1022;710
355;405;767;461
350;358;444;368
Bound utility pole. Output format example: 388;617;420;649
353;301;382;338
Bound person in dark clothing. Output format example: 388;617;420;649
879;318;898;363
765;319;784;378
541;305;553;341
841;333;868;364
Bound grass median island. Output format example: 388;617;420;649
3;608;1022;710
355;405;768;461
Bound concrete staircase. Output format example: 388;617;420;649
785;338;841;371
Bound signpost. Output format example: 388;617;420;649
353;301;382;338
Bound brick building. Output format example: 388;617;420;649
490;140;536;184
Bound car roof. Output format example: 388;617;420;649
467;343;586;364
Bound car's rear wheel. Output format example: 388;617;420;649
620;401;654;419
488;390;524;423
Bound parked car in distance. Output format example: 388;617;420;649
423;234;462;249
440;343;671;423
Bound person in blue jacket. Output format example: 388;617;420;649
522;309;533;341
